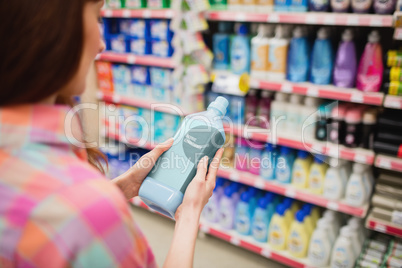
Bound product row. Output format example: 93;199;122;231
213;23;384;92
211;0;397;13
222;136;374;206
202;178;369;267
383;51;402;96
106;0;171;9
102;19;173;57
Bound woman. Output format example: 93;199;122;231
0;0;223;267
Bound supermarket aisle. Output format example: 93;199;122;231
131;206;286;268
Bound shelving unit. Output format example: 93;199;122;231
366;212;402;238
96;52;176;68
101;8;174;18
383;95;402;109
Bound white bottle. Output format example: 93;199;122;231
251;24;274;80
270;92;289;137
323;158;348;201
286;94;304;139
345;163;367;207
330;226;358;268
267;25;290;82
300;97;320;142
308;218;335;267
347;217;365;247
323;210;341;236
362;164;374;202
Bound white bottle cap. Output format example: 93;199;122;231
329;157;340;167
348;217;363;228
275;25;285;39
275;92;288;102
323;210;337;220
258;24;274;37
317;27;329;39
290;94;303;104
293;26;304;38
368;30;380;43
208;96;229;116
261;91;273;98
363;109;377;124
342;29;354;42
249;89;257;96
353;163;366;173
304;96;319;107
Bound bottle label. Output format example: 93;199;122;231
236;209;250;233
252;217;268;241
220;204;234;228
252;43;270;72
268;44;288;73
293;163;307;186
288;231;304;254
309;238;327;263
332;247;350;268
346;180;363;204
203;199;218;222
309;169;323;191
276;157;291;183
269;223;284;246
232;39;249;73
323;171;340;198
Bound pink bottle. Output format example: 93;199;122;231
356;31;384;93
258;91;273;129
245;89;259;127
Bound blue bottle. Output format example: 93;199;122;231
231;23;251;75
310;28;334;85
290;0;308;11
139;97;228;219
235;189;258;235
213;22;232;70
275;0;291;11
230;96;246;125
252;193;276;242
287;27;310;82
275;146;296;184
219;185;240;230
260;143;279;181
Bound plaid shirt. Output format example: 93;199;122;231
0;105;156;268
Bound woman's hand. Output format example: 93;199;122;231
175;148;224;221
112;138;174;200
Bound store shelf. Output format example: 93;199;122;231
199;221;322;268
224;124;375;165
205;11;393;27
96;52;176;68
97;92;190;116
250;79;385;106
217;167;369;218
383;95;402;109
101;9;174;19
366;212;402;238
375;154;402;172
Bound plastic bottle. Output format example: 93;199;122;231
345;163;367;207
213;22;232;70
362;164;374;202
231;95;246;125
245;89;259;127
276;146;295;184
235;190;257;235
257;91;273;129
347;217;365;246
328;103;348;145
274;0;291;11
203;178;226;222
139;97;228;218
251;24;273;80
331;0;351;11
235;137;250;172
286;94;304;138
330;226;358;268
310;28;334;85
300;97;321;142
249;141;263;175
267;25;290;81
292;150;312;189
283;198;299;218
302;204;315;234
252;194;275;242
270;92;289;135
260;143;279;181
374;0;396;13
308;218;335;267
309;0;330;11
290;0;309;10
323;158;348;201
344;108;362;148
219;185;241;229
315;102;333;142
308;156;328;195
356;31;384;92
333;29;357;88
288;210;310;258
269;204;290;250
323;210;341;236
361;109;377;149
287;26;309;82
231;23;251;75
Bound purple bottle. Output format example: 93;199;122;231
374;0;396;14
333;29;357;88
246;89;259;127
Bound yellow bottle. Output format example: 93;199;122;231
302;204;319;234
311;207;321;227
292;151;312;189
287;210;310;258
308;156;328;195
269;204;289;250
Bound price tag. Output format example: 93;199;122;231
112;95;121;103
354;154;367;164
327;201;339;211
386;100;401;109
142;10;151;18
165;10;174;18
370;18;383;27
249;79;260;89
347;16;359;25
285;188;296;198
261;248;272;258
307;87;319;97
254;179;266;189
374;223;386;233
324;16;336;25
281;82;293;93
127;55;136;64
104;9;113;17
267;14;280;23
235;13;246;22
351;92;364;103
305;15;317;24
230;237;241;246
122;10;131;18
378;157;392;169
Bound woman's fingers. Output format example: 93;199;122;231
194;156;208;182
135;138;174;172
206;148;223;191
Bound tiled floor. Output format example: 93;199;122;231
132;206;286;268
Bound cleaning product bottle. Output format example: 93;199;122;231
260;143;278;181
235;190;257;235
139;97;228;218
245;89;259;127
331;0;351;11
249;141;263;175
251;194;275;242
287;26;309;82
203;178;226;223
300;97;321;142
347;217;365;246
361;108;377;149
269;204;289;250
352;0;373;12
270;92;289;135
251;24;273;80
257;91;273;129
323;210;341;236
309;0;330;11
362;164;374;202
345;163;367;207
329;103;348;145
292;150;312;189
288;210;310;258
374;0;396;13
284;197;299;216
302;204;315;234
267;25;290;81
231;23;251;75
290;0;309;10
308;156;328;195
311;28;334;85
219;184;240;229
323;158;348;201
330;226;358;268
315;102;333;142
231;95;246;125
308;218;335;267
356;31;384;92
276;146;295;184
333;29;357;88
235;137;250;172
213;22;232;70
286;94;304;138
344;108;362;148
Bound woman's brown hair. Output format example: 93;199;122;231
0;0;107;173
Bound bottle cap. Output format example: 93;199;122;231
249;89;257;96
297;150;309;159
261;90;273;98
208;96;229;116
340;226;353;238
331;103;348;119
293;26;304;38
266;143;276;152
283;198;294;209
329;157;340;167
317;27;329;39
224;185;234;197
342;29;353;42
258;24;274;37
218;22;232;33
314;155;325;164
302;204;312;215
348;217;363;227
216;178;225;188
240;191;252;202
345;108;362;124
353;163;366;173
275;92;288;102
275;25;284;38
265;192;275;203
258;197;269;209
250;141;264;149
304;96;320;107
296;210;305;222
276;204;287;216
237;23;249;35
363;109;377;124
248;187;258;196
280;146;292;155
290;94;304;105
368;30;380;43
323;209;337;220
